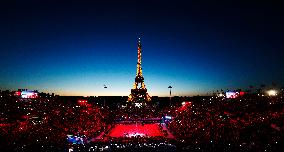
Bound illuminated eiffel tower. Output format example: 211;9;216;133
128;38;151;103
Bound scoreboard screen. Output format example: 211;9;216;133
21;91;38;98
226;92;238;98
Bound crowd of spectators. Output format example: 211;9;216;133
168;93;284;151
1;89;284;151
0;90;110;151
113;104;164;122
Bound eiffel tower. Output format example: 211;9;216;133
128;38;151;103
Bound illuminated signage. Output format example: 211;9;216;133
21;91;38;98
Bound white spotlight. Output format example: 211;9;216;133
267;90;277;96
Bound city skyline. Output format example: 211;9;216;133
1;1;283;96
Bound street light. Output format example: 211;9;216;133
103;85;107;107
168;86;172;106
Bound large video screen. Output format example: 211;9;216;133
226;91;238;98
21;91;38;98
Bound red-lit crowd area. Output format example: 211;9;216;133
167;95;284;151
113;104;164;121
1;89;284;151
0;91;110;151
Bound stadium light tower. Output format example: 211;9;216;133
168;86;172;106
104;85;107;106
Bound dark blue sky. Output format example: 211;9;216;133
1;0;283;96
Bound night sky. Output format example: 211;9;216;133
1;1;283;96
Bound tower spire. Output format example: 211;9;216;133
136;37;142;77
